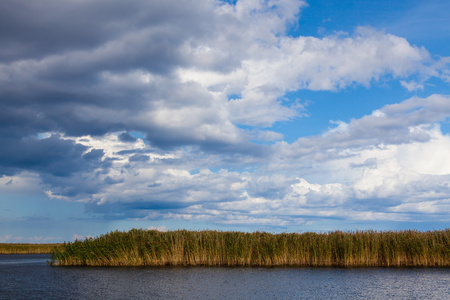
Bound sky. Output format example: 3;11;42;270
1;0;450;243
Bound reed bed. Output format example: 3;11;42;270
0;243;61;254
50;229;450;267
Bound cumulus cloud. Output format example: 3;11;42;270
147;226;168;232
0;134;106;177
1;0;446;151
274;94;450;164
35;95;447;228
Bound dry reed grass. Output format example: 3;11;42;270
50;229;450;267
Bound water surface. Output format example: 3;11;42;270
1;254;449;299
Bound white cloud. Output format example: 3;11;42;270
0;172;43;195
0;235;12;243
276;95;450;164
72;234;92;241
177;24;439;127
146;226;168;232
253;130;284;142
400;80;425;91
390;200;450;214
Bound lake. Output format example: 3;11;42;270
1;254;449;299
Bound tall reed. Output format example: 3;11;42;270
50;229;450;267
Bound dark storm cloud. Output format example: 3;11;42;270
0;0;231;85
83;149;105;161
118;132;137;143
0;0;254;182
0;0;213;67
0;134;104;177
0;0;233;132
42;173;106;198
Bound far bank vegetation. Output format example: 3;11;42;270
50;229;450;267
0;243;61;254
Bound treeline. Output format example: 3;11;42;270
50;229;450;267
0;243;61;254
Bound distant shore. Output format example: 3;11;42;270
0;243;62;254
49;229;450;267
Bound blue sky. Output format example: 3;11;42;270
1;0;449;243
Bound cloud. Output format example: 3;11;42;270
0;134;106;177
400;80;425;91
72;234;93;242
147;226;168;232
0;235;12;243
1;0;447;154
42;95;449;228
131;96;450;225
1;0;450;232
0;172;43;194
118;132;137;143
274;94;450;164
0;234;62;243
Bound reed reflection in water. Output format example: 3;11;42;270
1;254;449;299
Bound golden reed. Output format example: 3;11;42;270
50;229;450;267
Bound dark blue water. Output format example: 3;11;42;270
1;254;449;299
